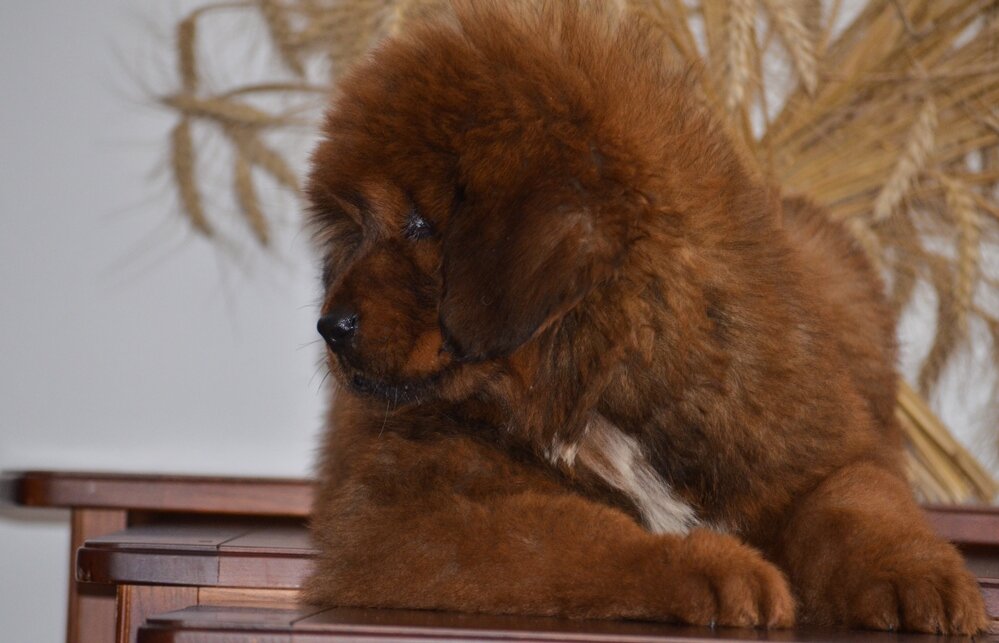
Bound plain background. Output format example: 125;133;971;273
1;1;996;641
1;1;325;640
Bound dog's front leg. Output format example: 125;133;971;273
776;460;987;634
306;449;793;626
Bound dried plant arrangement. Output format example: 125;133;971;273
156;0;999;503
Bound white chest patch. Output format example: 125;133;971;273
550;414;701;534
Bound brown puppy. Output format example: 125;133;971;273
305;1;987;634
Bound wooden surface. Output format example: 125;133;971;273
117;585;198;643
4;470;312;517
110;585;300;643
68;509;127;643
985;580;999;627
3;470;991;537
78;522;313;589
4;471;999;643
77;520;999;621
137;605;999;643
1;470;312;643
924;505;999;547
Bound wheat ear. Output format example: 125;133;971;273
723;0;756;114
170;119;211;236
760;0;818;94
233;155;270;245
259;0;305;76
872;98;938;223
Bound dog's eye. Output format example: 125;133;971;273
403;208;434;241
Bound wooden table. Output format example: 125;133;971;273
75;518;999;642
2;471;311;643
4;471;999;642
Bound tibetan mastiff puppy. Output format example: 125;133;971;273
305;0;987;634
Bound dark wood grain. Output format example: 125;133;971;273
924;504;999;547
117;585;199;643
68;509;127;643
139;605;323;643
3;471;992;533
5;471;998;643
80;520;999;624
218;527;315;589
962;546;999;582
78;523;314;589
137;606;999;643
982;579;999;622
8;470;312;516
113;583;300;643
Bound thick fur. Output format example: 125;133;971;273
305;1;987;633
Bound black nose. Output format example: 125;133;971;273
317;307;359;351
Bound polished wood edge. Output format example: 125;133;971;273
5;471;998;540
4;470;313;516
136;606;999;643
923;506;999;547
77;545;312;589
5;471;997;515
137;626;291;643
6;470;310;486
77;547;220;586
923;504;999;516
68;509;127;643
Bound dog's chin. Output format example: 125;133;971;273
331;356;447;405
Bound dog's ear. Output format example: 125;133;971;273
439;187;625;361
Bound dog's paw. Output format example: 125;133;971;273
841;552;988;635
663;530;795;629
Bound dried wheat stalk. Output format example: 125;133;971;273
722;0;757;114
944;175;982;328
872;98;938;223
234;155;270;245
170;119;211;236
260;0;306;76
760;0;818;95
224;124;301;193
177;15;199;92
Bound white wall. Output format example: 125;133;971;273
1;2;996;642
0;2;326;640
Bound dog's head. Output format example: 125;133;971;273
307;1;734;441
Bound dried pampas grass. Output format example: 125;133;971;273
155;0;999;503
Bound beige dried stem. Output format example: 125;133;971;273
872;98;938;224
233;155;270;245
916;174;983;394
170;119;211;236
157;0;999;502
178;15;199;92
260;0;306;76
760;0;818;95
722;0;757;114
